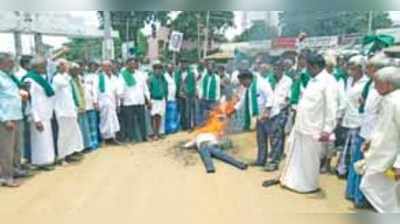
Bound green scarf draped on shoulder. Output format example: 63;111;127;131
70;77;86;111
174;69;182;96
267;72;278;90
244;77;259;130
359;78;374;113
98;72;106;93
149;73;168;100
202;72;217;101
185;69;196;97
23;70;55;97
9;74;21;88
289;69;311;105
333;67;348;87
121;68;136;87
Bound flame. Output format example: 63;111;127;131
194;97;238;137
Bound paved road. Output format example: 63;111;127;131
0;132;357;224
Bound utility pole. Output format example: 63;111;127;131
203;11;210;59
368;11;374;34
196;13;201;60
34;33;44;56
103;11;114;60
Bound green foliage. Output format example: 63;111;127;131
64;38;103;61
234;20;278;42
97;11;171;42
170;11;234;41
279;11;393;37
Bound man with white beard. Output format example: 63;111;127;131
52;59;84;164
22;57;56;170
96;60;121;144
360;66;400;213
264;52;338;193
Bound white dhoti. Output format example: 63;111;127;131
280;131;325;193
360;171;400;213
30;120;55;166
150;99;166;116
99;97;120;139
57;117;84;159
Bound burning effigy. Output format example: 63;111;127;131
183;98;248;173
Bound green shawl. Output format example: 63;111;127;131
359;78;374;114
267;72;278;90
98;72;106;93
149;73;168;100
9;74;21;88
184;69;196;97
121;68;136;87
244;77;259;130
174;69;182;96
333;67;348;87
70;77;86;111
289;69;311;105
23;70;55;97
202;72;217;101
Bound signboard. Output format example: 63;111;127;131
339;34;362;46
300;36;339;49
168;31;184;52
122;41;135;60
271;37;297;49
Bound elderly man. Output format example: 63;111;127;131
360;66;400;213
269;53;337;193
52;60;84;164
96;60;121;144
118;58;150;143
337;55;369;178
345;54;390;208
22;57;56;170
0;53;28;187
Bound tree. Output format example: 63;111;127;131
279;11;393;37
97;11;171;42
170;11;234;60
63;38;103;61
234;20;278;42
170;11;234;41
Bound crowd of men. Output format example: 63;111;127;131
0;46;399;213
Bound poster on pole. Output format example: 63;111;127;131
168;31;184;52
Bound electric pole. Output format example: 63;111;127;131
103;11;114;60
203;11;210;59
368;11;374;34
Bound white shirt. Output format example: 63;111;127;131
365;90;400;172
235;78;274;117
15;67;27;81
342;75;369;129
230;70;240;87
198;72;221;101
95;73;120;108
118;69;150;106
336;78;347;119
270;75;292;117
359;84;382;140
295;69;338;136
83;73;98;111
25;75;55;122
52;73;78;118
164;72;177;102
